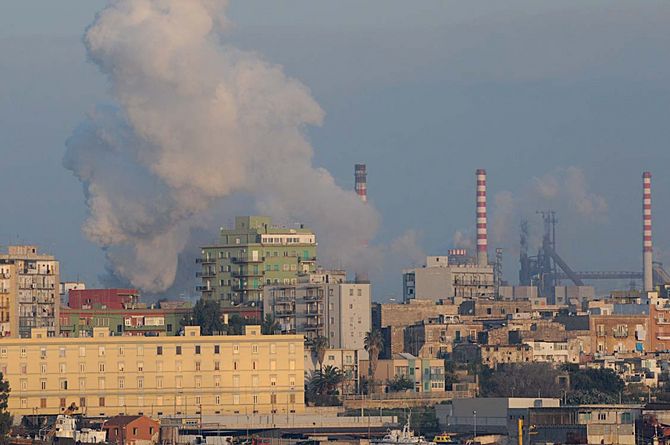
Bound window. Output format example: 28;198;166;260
132;428;138;435
195;345;201;354
59;347;66;358
79;378;86;389
176;361;182;372
233;375;240;387
99;397;105;407
156;362;163;372
270;344;276;354
195;361;201;371
40;363;47;374
0;348;5;358
98;346;105;356
270;360;276;370
195;377;202;388
215;395;221;405
98;378;105;389
214;345;220;354
157;346;163;355
252;344;259;353
176;345;182;355
289;344;295;354
233;345;239;354
252;361;257;370
252;375;259;386
176;377;182;388
41;379;47;390
20;348;26;358
137;345;144;356
59;398;65;408
289;359;295;370
598;413;607;421
40;398;47;409
137;362;144;372
156;377;163;389
40;348;47;359
215;376;221;387
99;363;105;372
137;377;144;389
233;394;240;405
270;376;277;386
214;361;220;371
79;363;85;373
118;362;125;372
118;377;125;389
59;363;66;373
20;364;27;374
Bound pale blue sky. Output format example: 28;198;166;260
2;1;670;298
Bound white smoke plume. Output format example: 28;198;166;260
65;0;380;293
489;166;608;254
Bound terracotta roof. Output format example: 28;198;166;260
103;415;147;427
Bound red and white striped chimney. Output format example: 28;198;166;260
476;169;488;266
643;171;653;292
355;164;367;203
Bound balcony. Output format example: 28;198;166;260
196;286;212;292
298;257;317;262
232;270;264;279
232;285;262;292
304;322;324;330
275;308;294;316
195;271;215;278
196;258;215;264
303;294;323;301
231;256;265;264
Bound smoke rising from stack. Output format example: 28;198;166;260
64;0;380;292
643;171;653;292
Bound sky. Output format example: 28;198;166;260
1;1;670;300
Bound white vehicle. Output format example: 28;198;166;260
373;415;433;445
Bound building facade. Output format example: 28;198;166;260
0;325;305;417
403;254;494;303
263;277;371;351
198;216;317;308
360;353;445;393
0;245;60;338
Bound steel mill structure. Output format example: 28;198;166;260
476;169;488;267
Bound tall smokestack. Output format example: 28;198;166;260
355;164;367;203
643;171;653;292
476;169;488;266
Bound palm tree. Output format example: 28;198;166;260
261;314;280;335
364;329;384;393
311;335;329;370
307;365;345;405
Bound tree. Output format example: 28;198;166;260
364;329;384;393
182;299;226;335
0;373;11;444
480;363;561;398
311;336;329;370
306;365;344;406
387;374;414;393
261;314;279;335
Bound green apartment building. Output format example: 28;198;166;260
198;216;317;307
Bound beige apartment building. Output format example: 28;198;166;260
0;262;18;337
0;325;305;418
0;245;60;338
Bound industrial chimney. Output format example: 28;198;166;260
355;164;367;203
643;171;653;292
476;169;488;266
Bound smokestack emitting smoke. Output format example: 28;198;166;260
643;171;653;292
64;0;379;292
476;169;488;266
355;164;368;203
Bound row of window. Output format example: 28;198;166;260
21;373;298;391
2;342;296;358
21;393;299;410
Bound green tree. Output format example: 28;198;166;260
311;336;329;371
364;329;384;394
387;374;414;392
0;373;11;444
480;363;561;398
183;299;226;335
261;314;279;335
306;365;344;406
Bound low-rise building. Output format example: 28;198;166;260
360;353;445;394
524;339;581;364
480;344;532;368
0;325;305;417
104;415;159;445
403;317;483;358
590;314;650;355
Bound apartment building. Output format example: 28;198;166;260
590;314;649;355
403;255;494;302
198;216;317;308
403;318;483;358
263;275;371;351
0;245;60;337
0;262;18;337
524;339;581;364
0;325;305;417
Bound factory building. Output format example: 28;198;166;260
0;325;305;417
0;245;60;338
263;271;371;352
198;216;317;309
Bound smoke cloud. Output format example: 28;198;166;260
65;0;379;293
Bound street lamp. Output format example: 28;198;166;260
473;410;477;440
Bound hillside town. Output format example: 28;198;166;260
1;170;670;445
